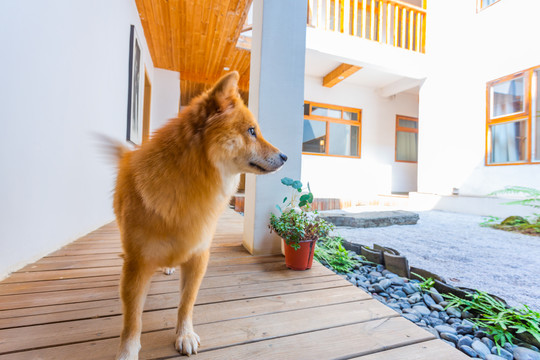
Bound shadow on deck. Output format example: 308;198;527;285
0;209;468;359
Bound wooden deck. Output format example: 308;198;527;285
0;209;469;359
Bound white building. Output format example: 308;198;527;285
0;0;538;278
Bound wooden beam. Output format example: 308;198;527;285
322;63;362;88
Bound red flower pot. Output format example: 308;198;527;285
282;238;317;271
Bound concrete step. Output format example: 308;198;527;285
320;210;419;228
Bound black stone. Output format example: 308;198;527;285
456;324;474;335
472;340;491;359
460;345;479;358
435;325;457;335
491;347;513;360
403;313;421;323
458;336;474;349
481;337;495;351
513;347;540;360
440;332;459;344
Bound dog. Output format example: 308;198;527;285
111;71;287;359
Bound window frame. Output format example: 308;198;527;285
477;0;502;12
395;115;419;163
303;101;362;159
486;67;539;166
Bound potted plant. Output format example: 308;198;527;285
269;177;334;270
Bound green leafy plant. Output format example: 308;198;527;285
481;187;540;235
269;178;333;250
480;215;501;227
411;272;435;291
444;291;540;352
314;236;361;273
490;186;540;208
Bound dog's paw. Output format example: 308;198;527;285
162;267;175;275
116;353;138;360
116;341;140;360
175;330;200;356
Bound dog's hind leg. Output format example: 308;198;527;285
175;249;210;356
117;258;154;360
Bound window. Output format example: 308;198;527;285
478;0;501;11
395;116;418;162
486;67;540;165
303;101;361;158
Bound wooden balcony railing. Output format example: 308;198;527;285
307;0;427;53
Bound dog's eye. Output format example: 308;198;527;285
248;127;256;137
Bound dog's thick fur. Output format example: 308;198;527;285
112;72;286;359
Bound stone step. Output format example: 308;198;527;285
321;210;419;228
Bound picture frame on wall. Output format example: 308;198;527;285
127;25;144;145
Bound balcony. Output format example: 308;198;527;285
307;0;427;53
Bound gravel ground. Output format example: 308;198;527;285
335;210;540;311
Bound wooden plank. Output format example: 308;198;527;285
175;317;434;360
0;266;335;311
352;0;358;36
18;253;283;273
0;292;376;354
323;63;362;88
408;9;414;49
351;339;471;359
393;4;399;46
0;276;351;320
386;0;391;44
360;0;366;37
421;12;426;53
317;0;322;28
0;285;366;331
370;0;375;40
415;7;421;51
1;303;401;358
377;0;382;41
5;256;291;284
401;7;406;48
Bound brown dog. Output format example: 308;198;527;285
112;72;287;359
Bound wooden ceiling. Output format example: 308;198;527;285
135;0;252;106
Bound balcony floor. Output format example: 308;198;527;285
0;209;468;359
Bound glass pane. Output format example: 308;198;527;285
311;106;341;119
490;120;527;164
396;131;418;162
398;119;418;129
343;111;358;121
491;77;525;118
302;120;326;153
481;0;498;9
328;123;359;156
304;103;310;116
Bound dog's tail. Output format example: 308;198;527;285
93;133;130;164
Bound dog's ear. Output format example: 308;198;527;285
208;71;240;112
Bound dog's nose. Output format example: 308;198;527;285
279;153;288;162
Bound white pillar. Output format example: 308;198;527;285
243;0;307;255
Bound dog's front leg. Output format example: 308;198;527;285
175;249;209;356
117;258;154;360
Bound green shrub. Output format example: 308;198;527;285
314;236;361;273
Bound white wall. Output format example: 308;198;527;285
418;0;540;199
150;68;180;132
0;0;179;279
303;75;419;199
